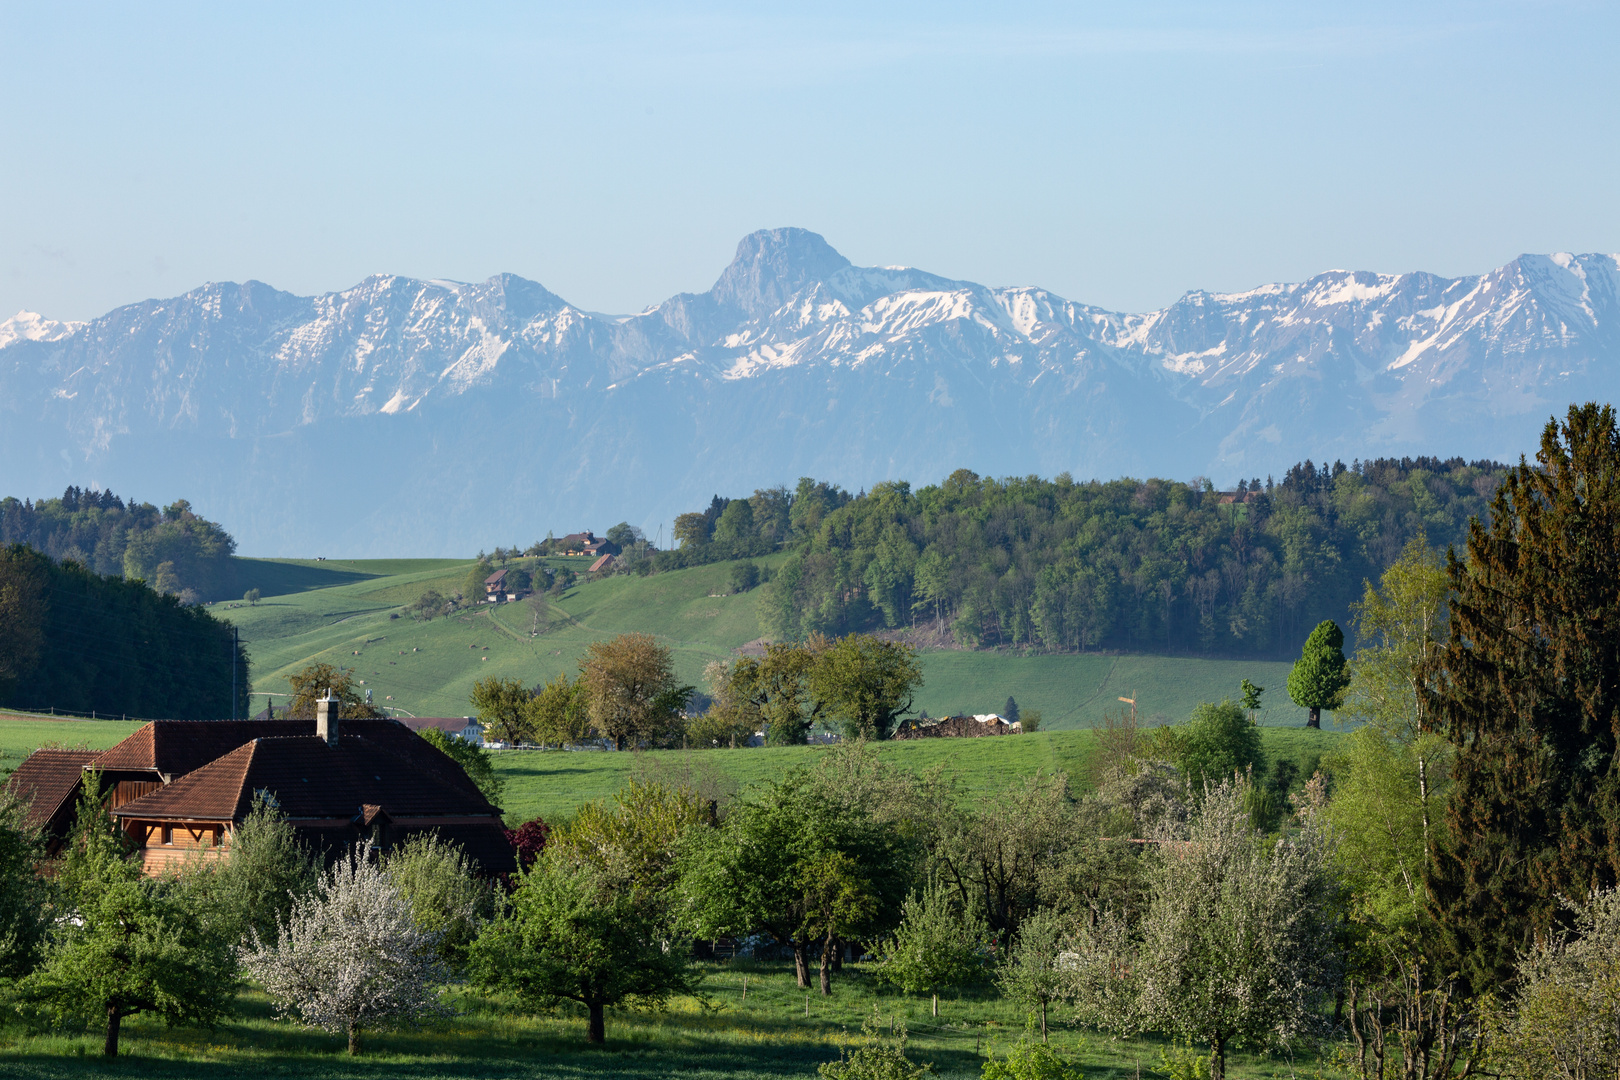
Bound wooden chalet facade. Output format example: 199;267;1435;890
5;702;513;876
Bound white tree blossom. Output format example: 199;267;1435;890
1133;780;1341;1080
241;842;451;1054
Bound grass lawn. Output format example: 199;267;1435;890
0;714;145;776
491;726;1346;827
0;959;1338;1079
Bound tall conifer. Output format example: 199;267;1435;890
1425;402;1620;993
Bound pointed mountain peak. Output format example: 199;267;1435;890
710;228;852;317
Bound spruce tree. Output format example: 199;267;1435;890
1425;403;1620;994
1286;620;1349;728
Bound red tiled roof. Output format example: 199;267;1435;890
589;554;615;572
111;733;501;823
88;719;485;801
5;749;98;830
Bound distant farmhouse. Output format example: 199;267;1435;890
400;716;485;746
589;553;615;574
483;567;525;603
556;532;596;555
4;699;511;876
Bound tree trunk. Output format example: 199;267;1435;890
1210;1034;1227;1080
103;1007;121;1057
1307;705;1321;729
348;1021;360;1056
831;936;844;971
587;1001;606;1044
793;941;811;988
1040;998;1047;1042
932;992;938;1018
819;932;834;995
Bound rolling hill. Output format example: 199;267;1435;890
219;553;1307;730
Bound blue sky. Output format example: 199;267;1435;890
2;1;1616;321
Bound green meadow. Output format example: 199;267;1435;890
216;556;1317;730
0;712;1341;829
0;960;1336;1079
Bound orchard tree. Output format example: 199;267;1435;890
1490;887;1620;1079
1287;620;1350;728
1427;403;1620;995
1135;779;1340;1080
679;753;914;992
194;792;315;947
242;842;451;1055
0;788;51;981
243;588;261;605
21;785;236;1056
875;880;989;1018
385;832;493;970
469;852;697;1044
996;906;1068;1041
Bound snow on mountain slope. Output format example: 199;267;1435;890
3;229;1617;554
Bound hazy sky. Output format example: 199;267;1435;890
3;2;1617;322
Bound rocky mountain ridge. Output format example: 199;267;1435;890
3;229;1616;554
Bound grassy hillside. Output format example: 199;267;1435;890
217;556;1329;730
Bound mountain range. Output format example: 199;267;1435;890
3;228;1618;556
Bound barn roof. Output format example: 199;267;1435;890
89;718;484;800
111;733;501;823
484;569;507;586
4;749;98;830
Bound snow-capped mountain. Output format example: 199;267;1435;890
3;228;1617;555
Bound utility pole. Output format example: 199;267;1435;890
1117;694;1137;726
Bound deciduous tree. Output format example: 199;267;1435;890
242;842;451;1055
286;662;384;719
417;726;505;808
21;785;236;1056
996;906;1068;1041
875;880;989;1018
1134;780;1340;1080
810;634;923;741
579;633;683;751
524;672;591;747
1287;619;1349;728
469;852;697;1044
470;675;532;745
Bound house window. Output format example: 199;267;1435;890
162;826;173;846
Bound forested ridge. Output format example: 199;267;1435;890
0;544;249;720
0;487;236;602
660;458;1506;658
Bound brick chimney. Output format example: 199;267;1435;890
316;691;340;746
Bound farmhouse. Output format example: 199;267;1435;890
484;567;526;603
5;698;512;876
589;553;615;573
556;531;597;555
